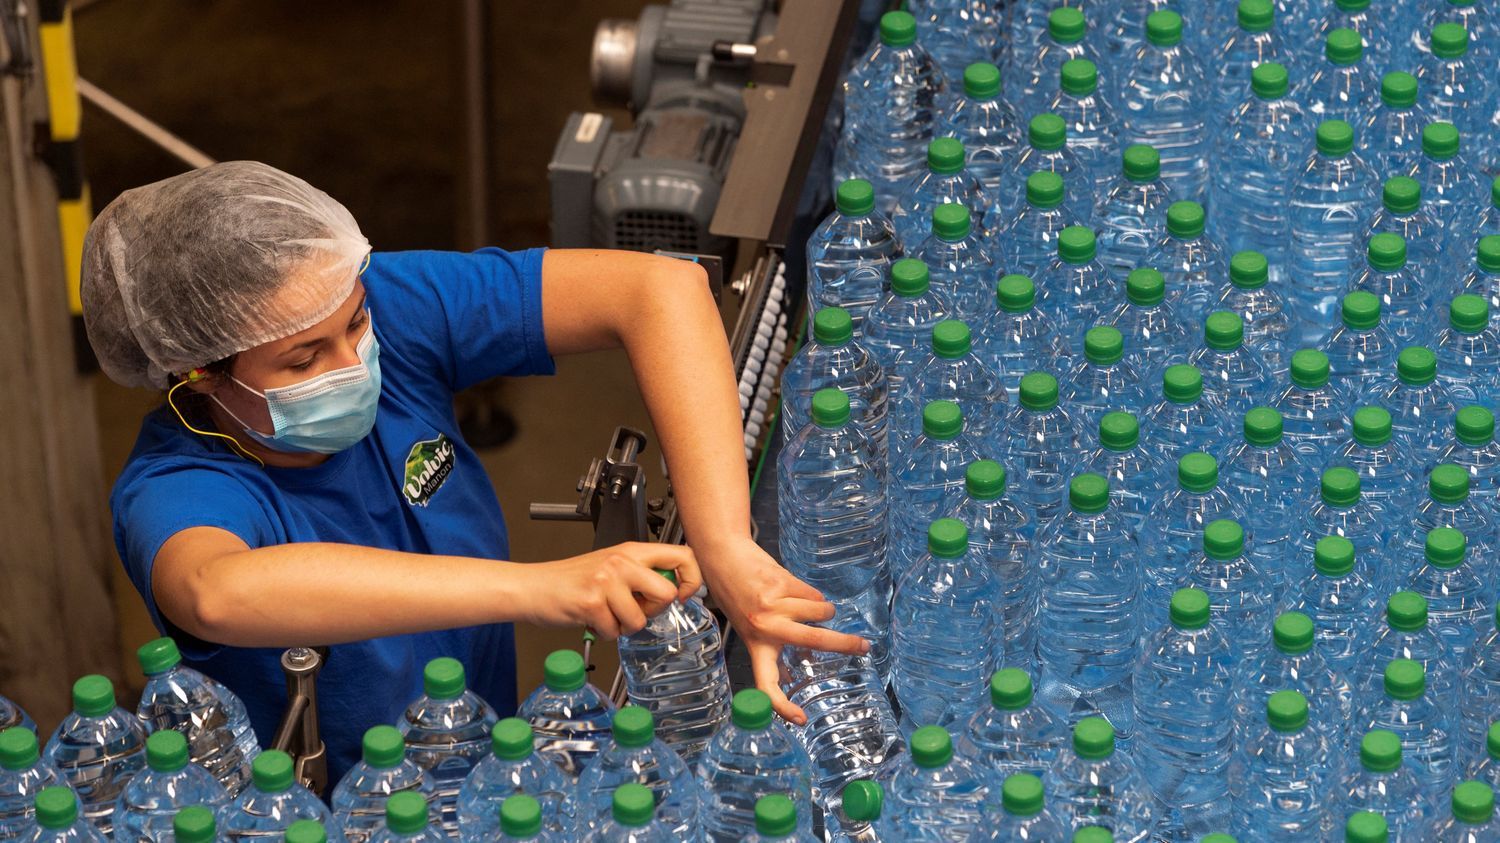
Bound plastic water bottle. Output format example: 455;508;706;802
1476;724;1500;791
1212;0;1285;119
781;307;889;474
1046;718;1155;842
1291;535;1380;675
616;572;732;765
1410;0;1496;62
27;789;103;843
455;716;578;839
1104;0;1179;67
0;702;29;740
1417;24;1491;145
1366;177;1446;302
1150;201;1227;327
1049;59;1118;197
1362;659;1458;805
1231;611;1355;745
1215;251;1295;375
516;650;615;779
1132;588;1234;826
994;114;1092;225
133;638;258;798
1406;527;1490;672
1360;72;1432;178
368;793;443;843
890;400;983;563
1228;691;1335;839
114;730;228;843
892;138;995;249
695;689;813;843
43;675;146;837
1002;372;1081;532
861;258;954;401
836;11;947;213
217;751;335;842
1039;227;1115;346
573;707;696;839
958;669;1067;783
891;318;1004;459
1308;0;1392;65
1182;520;1277;658
910;204;997;320
1459;237;1500;327
1189;311;1275;417
1212;63;1308;281
1036;475;1142;738
981;274;1069;400
1344;729;1434;839
1302;30;1378;124
1439;406;1500;515
399;658;497;833
983;773;1068;841
1375;346;1458;467
949;461;1037;670
1434;296;1500;405
0;728;65;843
1403;465;1496;583
1356;593;1462;717
1427;781;1498;840
777;621;903;811
1221;407;1315;589
873;726;986;840
939;63;1021;192
1095;146;1175;284
1323;291;1401;397
1108;268;1193;376
1078;411;1168;540
1117;12;1209;203
1014;8;1103;116
591;783;673;843
1410;123;1487;230
806;179;900;331
333;726;435;843
1468;186;1500;245
909;0;999;83
1288;120;1379;344
1466;626;1500;773
1276;350;1349;461
1143;365;1233;465
1295;466;1391;589
1351;233;1428;347
1062;326;1147;437
998;171;1083;281
1326;406;1420;509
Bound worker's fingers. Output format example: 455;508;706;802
777;575;826;603
623;560;679;616
606;581;650;637
764;618;869;656
750;640;807;726
772;595;838;624
584;606;621;641
671;557;705;603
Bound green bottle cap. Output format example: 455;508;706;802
1341;290;1382;330
500;794;542;839
1489;722;1500;761
34;787;78;831
1166;201;1206;239
997;274;1037;312
834;179;875;216
1072;717;1115;759
1423;122;1460;159
424;657;467;699
1001;773;1045;817
1494;176;1500;210
811;388;851;429
1317;119;1356;156
1425;527;1466;569
1352;406;1393;445
928;518;969;558
1431;22;1469;58
931;203;972;241
927;137;965;175
173;807;217;843
1382;176;1421;214
1314;535;1356;577
1360;729;1403;772
963;62;1001;99
1381;71;1418;108
1203;519;1244;560
611;783;656;827
362;725;406;768
1397;346;1437;385
921;400;963;440
1384;658;1425;700
754;794;798;838
1456;405;1495;445
1430;463;1470;503
966;460;1006;500
1290;349;1330;389
1074;829;1113;843
1163;364;1203;404
488;717;535;760
1252;62;1289;99
252;749;295;793
1229;251;1269;289
543;649;587;693
842;780;883;823
1267;689;1309;732
1049;6;1087;42
285;820;327;843
878;10;917;47
1147;9;1183;45
385;791;428;835
1202;835;1237;843
1019;371;1060;411
1238;0;1274;31
1450;294;1488;333
1070;473;1110;513
1058;226;1096;263
1479;235;1500;272
1272;611;1315;655
1027;170;1066;209
1453;781;1496;825
931;319;972;359
1387;591;1428;631
891;258;930;296
1170;587;1211;629
1100;411;1140;451
1346;811;1388;843
911;725;955;768
1336;0;1368;9
136;637;184;675
990;668;1034;710
1320;466;1361;507
1178;452;1218;493
1367;233;1406;270
1244;406;1283;446
1060;59;1098;95
1205;311;1244;351
146;729;189;773
812;308;853;346
731;688;773;730
1325;28;1362;64
1085;325;1124;365
0;728;40;771
1126;268;1166;305
1123;145;1160;182
72;674;116;718
1029;113;1067;151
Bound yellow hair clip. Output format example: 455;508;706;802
167;378;266;467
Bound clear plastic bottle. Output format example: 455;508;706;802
1231;611;1355;745
1307;0;1392;66
1475;724;1500;792
1048;59;1118;197
874;726;987;839
1342;729;1434;840
993;114;1092;226
1036;475;1142;739
1189;311;1275;418
695;689;813;843
1360;72;1432;182
1222;407;1316;592
1459;237;1500;330
1276;350;1349;463
1117;11;1209;203
892;138;995;249
1439;406;1500;516
1351;233;1429;348
1465;622;1500;774
1291;535;1379;675
1465;186;1500;246
1104;0;1180;69
1324;291;1402;399
114;730;228;843
572;707;696;839
1045;718;1155;843
958;670;1067;784
1434;296;1500;405
1038;226;1115;347
890;400;984;564
27;789;103;843
1356;593;1463;721
980;274;1068;399
515;650;615;779
908;0;999;85
589;783;674;843
134;638;259;797
1289;119;1379;344
1108;268;1193;377
950;461;1037;670
216;751;335;842
999;171;1084;281
1363;659;1458;806
333;726;435;843
171;806;217;843
0;728;65;843
1325;406;1421;509
1427;781;1498;841
1215;251;1295;375
1078;411;1168;540
1417;24;1492;147
1405;527;1490;668
1013;8;1104;117
1132;588;1234;824
1141;452;1237;621
367;792;444;843
1142;364;1233;466
1294;466;1392;590
1302;29;1378;125
1407;0;1495;61
1365;177;1446;304
1409;122;1487;230
836;11;948;213
43;675;146;837
910;204;997;321
1406;464;1496;579
1002;372;1082;532
1182;520;1277;659
1211;63;1308;284
1374;346;1458;468
861;258;954;401
805;179;901;330
1094;145;1175;285
981;773;1068;842
939;62;1021;192
1149;201;1228;328
1229;690;1335;838
1211;0;1285;119
779;307;889;470
1062;326;1147;438
0;701;29;739
399;658;497;834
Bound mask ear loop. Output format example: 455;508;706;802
167;372;266;467
358;252;372;276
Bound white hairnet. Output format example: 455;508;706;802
81;161;371;388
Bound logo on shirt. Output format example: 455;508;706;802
402;434;455;507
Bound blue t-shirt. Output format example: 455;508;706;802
110;247;552;785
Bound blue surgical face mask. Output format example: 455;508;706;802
215;318;382;454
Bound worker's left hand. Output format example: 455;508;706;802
696;537;869;725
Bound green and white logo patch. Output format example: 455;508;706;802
402;434;456;507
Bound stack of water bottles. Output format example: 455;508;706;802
784;0;1500;838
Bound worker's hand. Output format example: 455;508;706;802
696;537;869;726
517;542;703;639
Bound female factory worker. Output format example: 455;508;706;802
81;161;864;781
